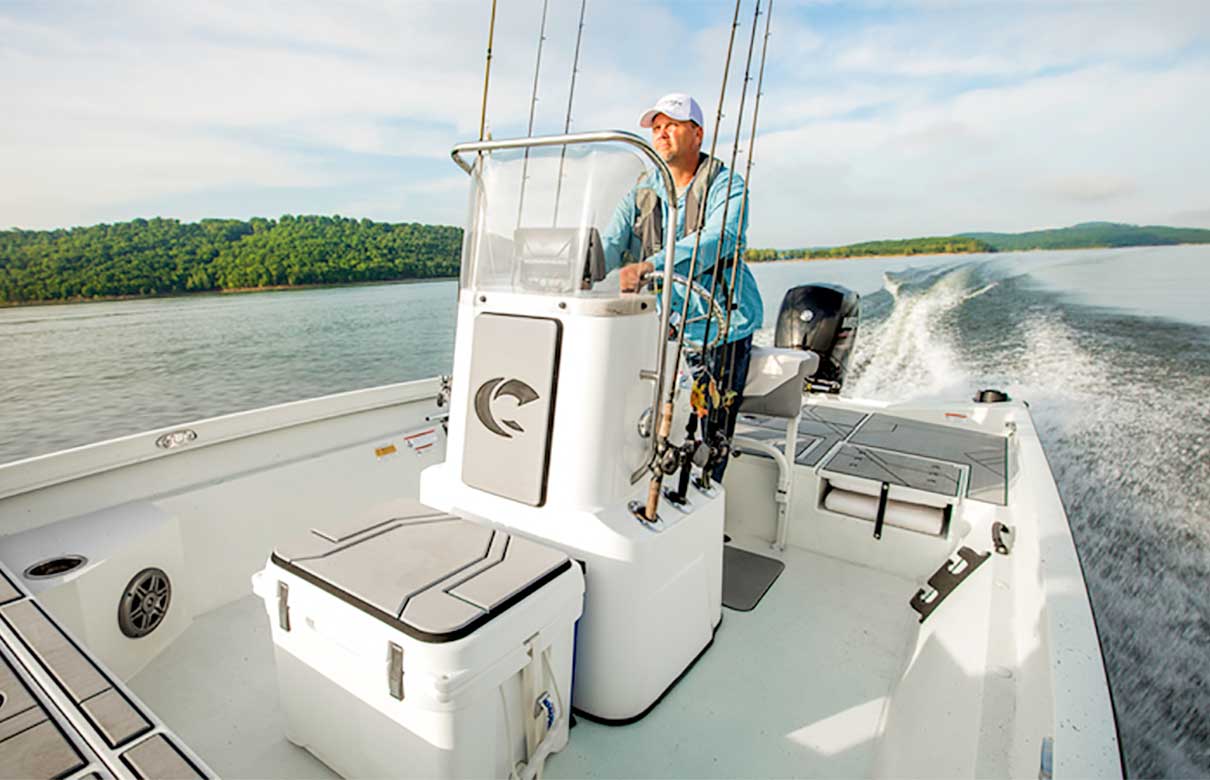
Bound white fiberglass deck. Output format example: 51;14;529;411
128;540;917;779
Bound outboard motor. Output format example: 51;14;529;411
774;283;860;390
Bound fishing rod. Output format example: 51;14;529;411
643;0;745;521
517;0;552;227
478;0;498;143
664;0;763;502
703;0;762;363
722;0;774;387
551;0;589;226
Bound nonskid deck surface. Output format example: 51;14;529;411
129;543;918;779
129;596;337;780
737;407;1009;505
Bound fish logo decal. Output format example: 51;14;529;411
473;377;540;438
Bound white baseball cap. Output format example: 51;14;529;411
639;93;704;128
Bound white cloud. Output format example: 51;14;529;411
1039;175;1139;204
748;58;1210;245
1;0;1208;245
826;1;1210;78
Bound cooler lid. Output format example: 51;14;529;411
270;500;571;642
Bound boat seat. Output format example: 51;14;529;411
741;348;819;418
735;347;820;549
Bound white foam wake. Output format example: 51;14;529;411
845;266;979;401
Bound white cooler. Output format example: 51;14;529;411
252;501;584;780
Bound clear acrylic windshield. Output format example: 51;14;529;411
459;143;652;296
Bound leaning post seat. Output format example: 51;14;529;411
736;347;821;549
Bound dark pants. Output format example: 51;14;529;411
691;335;754;483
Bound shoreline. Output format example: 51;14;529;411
0;276;459;310
762;241;1206;264
4;241;1205;308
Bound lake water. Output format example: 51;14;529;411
1;245;1207;777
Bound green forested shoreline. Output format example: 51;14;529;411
746;236;995;262
0;216;462;304
3;217;1208;305
959;222;1210;251
747;221;1210;262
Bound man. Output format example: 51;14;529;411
601;92;764;482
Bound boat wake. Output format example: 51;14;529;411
842;259;1210;778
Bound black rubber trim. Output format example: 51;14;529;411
270;552;573;644
539;316;563;508
573;614;722;726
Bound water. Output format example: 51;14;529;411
1;246;1207;777
0;281;458;463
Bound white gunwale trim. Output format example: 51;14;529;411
1016;410;1123;777
0;377;442;501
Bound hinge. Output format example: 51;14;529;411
277;581;290;631
388;642;405;700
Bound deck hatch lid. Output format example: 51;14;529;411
270;507;570;642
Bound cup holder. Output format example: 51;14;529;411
23;555;88;580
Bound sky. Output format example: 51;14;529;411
2;0;1208;247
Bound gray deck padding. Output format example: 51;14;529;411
736;407;1009;505
737;406;869;467
722;546;785;612
848;414;1008;505
822;444;962;497
275;510;570;637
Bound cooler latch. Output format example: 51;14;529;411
387;642;405;700
277;581;291;631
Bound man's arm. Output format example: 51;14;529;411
600;186;637;276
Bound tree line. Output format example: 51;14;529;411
747;221;1210;262
746;236;994;262
959;221;1210;251
0;216;463;304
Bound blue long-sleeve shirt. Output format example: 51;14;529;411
600;160;763;346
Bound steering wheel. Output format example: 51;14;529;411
642;271;727;353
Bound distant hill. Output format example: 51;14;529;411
0;216;462;304
958;221;1210;251
748;221;1210;262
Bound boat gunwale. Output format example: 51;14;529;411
0;377;442;502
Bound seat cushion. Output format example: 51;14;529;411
740;347;819;418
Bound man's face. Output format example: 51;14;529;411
650;114;703;167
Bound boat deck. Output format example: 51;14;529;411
737;406;1010;504
129;538;919;779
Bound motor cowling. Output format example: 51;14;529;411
774;283;860;389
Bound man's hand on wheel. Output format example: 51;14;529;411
620;261;655;292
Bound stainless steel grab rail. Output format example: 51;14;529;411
450;130;679;486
